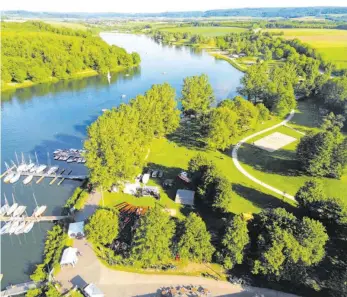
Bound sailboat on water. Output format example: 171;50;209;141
17;153;27;172
6;194;18;216
107;71;111;83
32;193;47;217
0;222;13;235
0;194;10;216
26;155;35;171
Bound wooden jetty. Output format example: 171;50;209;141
0;215;70;222
0;281;43;297
19;172;86;181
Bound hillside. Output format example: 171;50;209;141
1;21;140;91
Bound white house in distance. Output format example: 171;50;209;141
84;283;104;297
60;247;79;267
175;189;195;206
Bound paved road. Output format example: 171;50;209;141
231;110;296;201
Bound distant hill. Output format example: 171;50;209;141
3;7;347;19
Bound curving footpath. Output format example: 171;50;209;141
231;110;296;201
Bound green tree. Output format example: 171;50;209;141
256;103;270;121
84;104;148;187
178;213;215;262
321;112;345;133
272;85;296;117
319;77;347;114
275;48;284;59
221;215;250;269
45;283;61;297
213;177;233;213
297;131;346;178
26;289;42;297
181;74;215;115
131;52;141;65
131;206;175;267
205;105;239;150
30;264;47;281
85;208;119;245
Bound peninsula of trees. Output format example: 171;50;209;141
1;21;140;88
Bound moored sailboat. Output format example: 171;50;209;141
23;175;34;185
9;172;21;184
12;205;26;217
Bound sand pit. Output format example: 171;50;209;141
253;132;296;152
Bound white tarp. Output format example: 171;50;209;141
254;132;297;152
60;247;78;267
84;283;104;297
68;221;85;238
175;189;195;206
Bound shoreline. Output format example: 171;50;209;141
1;66;133;93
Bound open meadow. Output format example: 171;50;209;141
159;26;247;36
266;28;347;69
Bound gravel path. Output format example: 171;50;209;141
231;110;296;201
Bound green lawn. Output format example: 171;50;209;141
159;26;247;37
237;99;347;200
266;28;347;69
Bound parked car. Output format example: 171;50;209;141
158;170;164;178
152;170;158;178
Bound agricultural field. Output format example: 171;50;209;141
266;28;347;69
159;26;247;37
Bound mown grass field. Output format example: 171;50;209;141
266;28;347;69
103;115;296;216
237;99;347;200
159;26;247;37
103;98;346;218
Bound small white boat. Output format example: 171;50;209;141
23;175;33;185
32;205;47;217
0;222;13;235
35;165;47;173
23;221;35;233
13;205;26;217
107;71;111;83
4;172;15;183
14;221;27;235
17;164;27;172
53;149;62;154
121;94;126;98
30;165;38;173
0;204;9;216
10;173;21;184
7;203;18;216
125;74;130;77
47;166;59;175
8;221;20;234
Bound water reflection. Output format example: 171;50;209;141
2;66;141;103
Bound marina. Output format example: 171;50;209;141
1;32;243;289
53;149;86;163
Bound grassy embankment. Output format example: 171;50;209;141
159;26;246;36
266;28;347;70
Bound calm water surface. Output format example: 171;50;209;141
0;33;243;288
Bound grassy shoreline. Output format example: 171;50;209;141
1;66;130;93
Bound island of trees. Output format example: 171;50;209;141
1;21;140;89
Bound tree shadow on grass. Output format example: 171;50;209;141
232;184;297;213
167;119;206;150
237;143;302;177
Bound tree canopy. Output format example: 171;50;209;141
221;215;250;269
178;213;215;262
130;206;175;267
1;21;140;85
181;74;215;115
85;208;119;245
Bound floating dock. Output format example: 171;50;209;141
0;281;43;297
0;215;70;222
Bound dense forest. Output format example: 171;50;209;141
1;21;140;86
3;7;347;19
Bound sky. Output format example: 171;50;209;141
1;0;347;13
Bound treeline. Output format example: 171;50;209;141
86;206;215;268
4;7;347;19
1;21;140;85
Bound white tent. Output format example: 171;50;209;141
60;247;78;267
84;283;104;297
175;189;195;206
68;221;85;238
